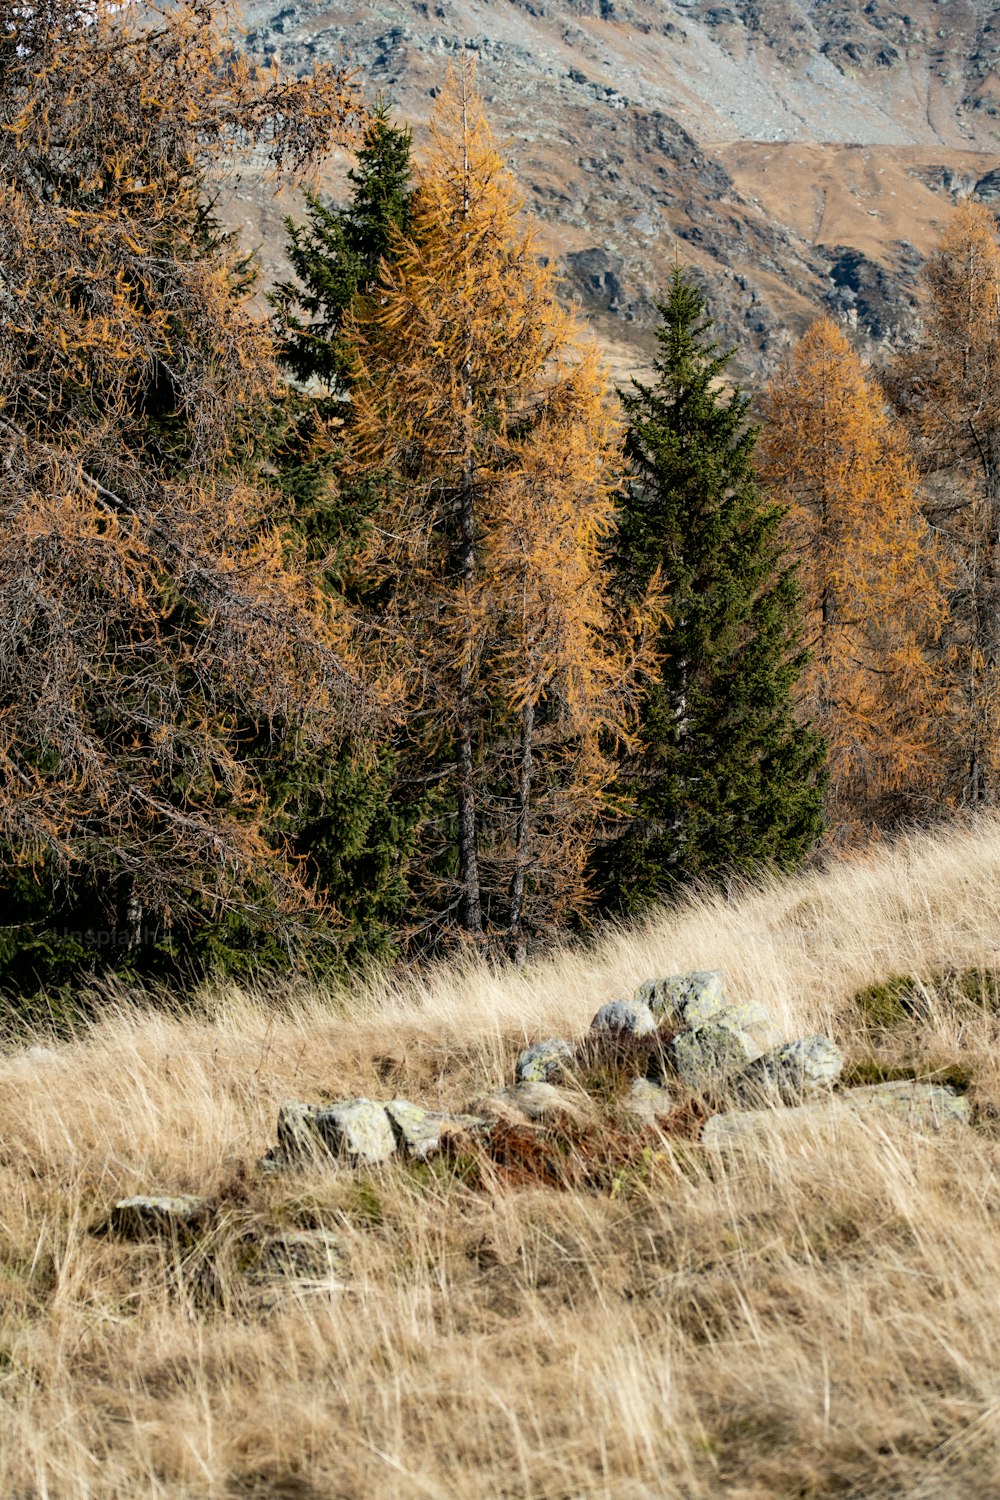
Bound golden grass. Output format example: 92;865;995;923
5;819;1000;1497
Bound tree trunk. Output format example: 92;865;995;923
455;396;483;939
454;72;484;941
507;697;535;966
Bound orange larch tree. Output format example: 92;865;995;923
0;0;367;962
890;201;1000;805
758;318;951;839
344;63;652;958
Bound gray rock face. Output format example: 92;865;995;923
700;1080;970;1148
590;997;658;1039
109;1195;209;1238
669;1018;754;1089
314;1099;397;1167
515;1038;575;1084
385;1099;486;1160
636;970;726;1028
236;0;1000;384
734;1035;844;1106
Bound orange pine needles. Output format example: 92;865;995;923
0;0;366;930
758;318;951;840
893;201;1000;805
345;63;653;957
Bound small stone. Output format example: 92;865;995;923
735;1035;844;1106
636;970;726;1027
716;1000;784;1058
108;1195;209;1239
590;998;658;1039
24;1045;59;1062
257;1147;290;1176
385;1099;486;1160
313;1099;397;1167
515;1038;575;1084
669;1019;754;1089
619;1076;676;1127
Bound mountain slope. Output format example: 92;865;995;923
228;0;1000;375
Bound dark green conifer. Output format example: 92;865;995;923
263;105;422;963
272;102;414;397
597;268;825;912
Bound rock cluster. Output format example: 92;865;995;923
106;969;970;1250
244;967;966;1176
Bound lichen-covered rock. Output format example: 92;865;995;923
473;1081;596;1126
385;1099;486;1160
700;1080;969;1149
109;1195;209;1239
734;1035;843;1106
619;1077;676;1127
590;997;658;1039
669;1020;754;1089
515;1038;575;1084
313;1099;397;1167
636;970;725;1027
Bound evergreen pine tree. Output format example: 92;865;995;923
598;268;825;912
268;103;416;579
261;105;422;966
272;103;414;401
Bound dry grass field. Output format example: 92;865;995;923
4;820;1000;1498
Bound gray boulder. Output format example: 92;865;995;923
276;1099;324;1160
734;1035;843;1106
314;1098;397;1167
590;997;658;1039
636;970;726;1028
715;1000;784;1058
840;1079;970;1129
515;1038;575;1084
669;1019;754;1089
701;1080;969;1149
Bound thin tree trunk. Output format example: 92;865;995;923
454;64;483;939
507;698;535;966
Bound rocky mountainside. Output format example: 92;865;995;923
228;0;1000;378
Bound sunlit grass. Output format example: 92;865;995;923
3;818;1000;1496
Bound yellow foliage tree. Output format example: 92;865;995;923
891;201;1000;804
758;318;951;839
345;63;651;957
0;0;365;948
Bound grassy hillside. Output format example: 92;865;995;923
4;820;1000;1497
